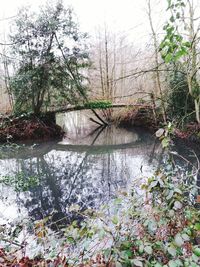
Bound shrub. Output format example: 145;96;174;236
167;71;195;122
1;165;200;266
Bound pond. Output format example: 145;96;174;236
0;110;199;228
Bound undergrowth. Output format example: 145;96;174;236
0;165;200;266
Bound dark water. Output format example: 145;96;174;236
0;111;199;226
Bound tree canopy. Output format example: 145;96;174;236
10;1;89;115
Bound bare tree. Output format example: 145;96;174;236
88;25;154;103
147;0;167;123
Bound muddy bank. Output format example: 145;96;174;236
116;107;200;144
174;123;200;144
117;106;158;130
0;107;199;144
0;113;64;143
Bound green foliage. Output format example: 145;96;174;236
161;0;200;123
1;166;200;266
156;122;174;148
0;172;39;192
84;100;112;109
167;71;195;121
160;0;189;63
9;1;89;115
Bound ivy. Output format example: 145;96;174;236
160;0;190;63
0;172;39;192
84;100;112;109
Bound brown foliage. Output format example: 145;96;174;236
0;115;64;143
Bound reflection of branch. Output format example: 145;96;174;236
38;157;65;216
0;41;20;46
90;125;107;146
1;238;24;248
170;151;197;169
66;125;107;201
91;109;108;126
157;147;165;170
66;152;89;202
89;117;103;126
148;139;157;164
88;125;103;136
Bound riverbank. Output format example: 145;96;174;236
116;107;200;144
174;123;200;144
0;107;199;144
0;106;155;143
0;113;64;143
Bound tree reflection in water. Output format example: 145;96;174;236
0;126;162;228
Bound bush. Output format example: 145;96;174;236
167;71;195;122
1;165;200;266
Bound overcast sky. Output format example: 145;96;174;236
0;0;167;45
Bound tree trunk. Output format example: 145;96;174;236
104;26;110;100
147;0;167;123
187;0;200;123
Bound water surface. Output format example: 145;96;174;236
2;110;198;226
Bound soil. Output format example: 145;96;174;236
0;113;64;143
117;107;200;143
174;123;200;144
118;106;158;130
0;109;199;144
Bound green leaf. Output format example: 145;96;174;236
193;247;200;257
131;259;143;267
174;234;184;247
176;12;180;19
69;204;80;212
168;260;178;267
168;246;177;256
150;181;158;188
174;49;187;61
191;253;199;262
194;223;200;231
182;233;190;241
174;188;182;194
161;137;170;148
139;244;144;254
125;249;133;258
183;41;191;48
175;259;183;266
168;209;175;217
173;201;183;210
144;246;153;254
112;216;118;225
98;229;106;239
165;53;173;63
167;0;172;9
114;198;123;205
166;190;174;200
148;220;157;232
156;128;165;138
170;15;175;22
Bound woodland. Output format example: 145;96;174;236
0;0;200;266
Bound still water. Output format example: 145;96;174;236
0;111;197;226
